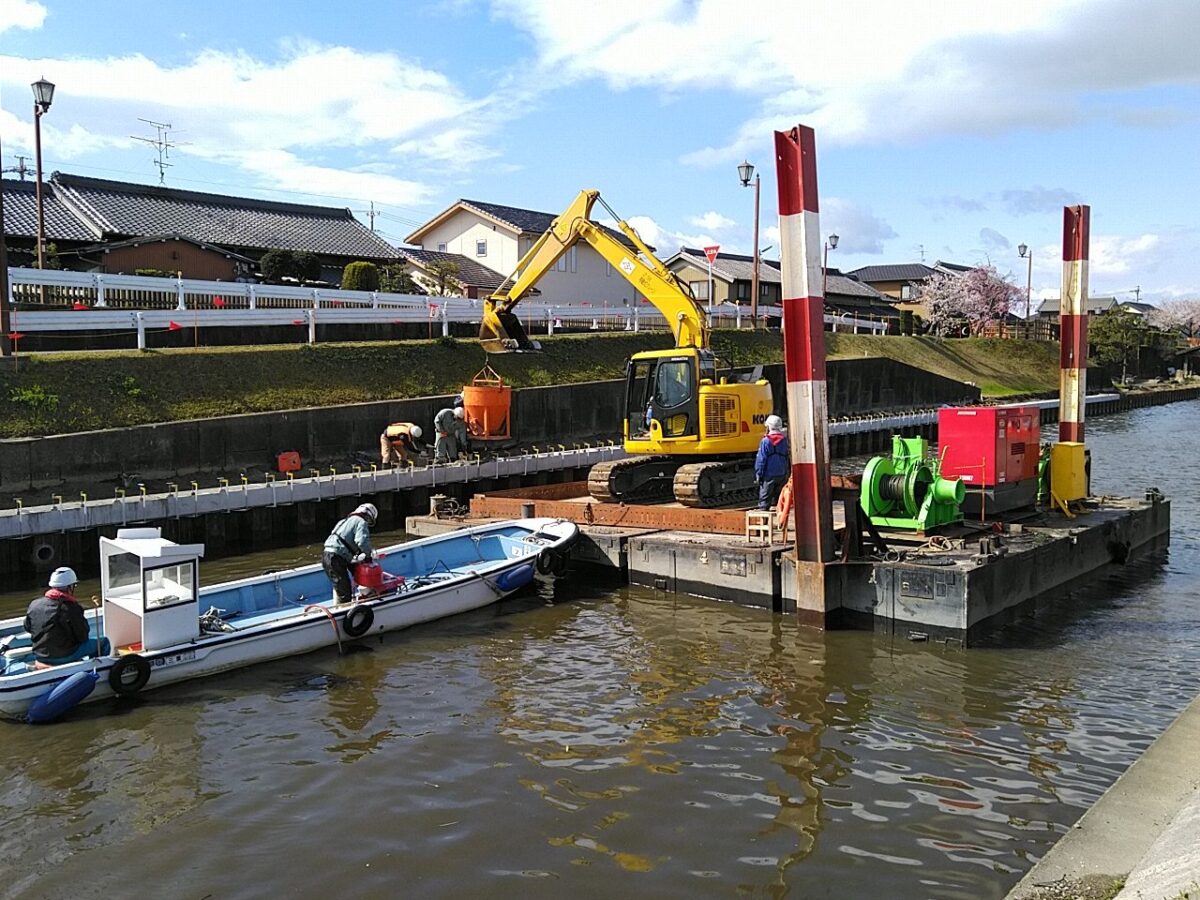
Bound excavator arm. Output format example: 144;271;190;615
480;189;709;353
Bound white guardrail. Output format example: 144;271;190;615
5;267;888;346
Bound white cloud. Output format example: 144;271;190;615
819;198;897;255
603;215;714;256
689;210;734;231
498;0;1200;164
0;0;45;34
0;41;508;203
1090;233;1161;276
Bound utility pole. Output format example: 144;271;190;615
369;201;377;232
1;132;11;356
2;155;31;181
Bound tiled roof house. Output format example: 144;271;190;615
403;198;649;307
2;172;398;282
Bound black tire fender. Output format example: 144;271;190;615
108;654;151;695
342;603;374;638
550;552;570;577
536;549;555;575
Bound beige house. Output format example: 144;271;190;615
664;248;782;306
849;261;970;319
404;199;647;308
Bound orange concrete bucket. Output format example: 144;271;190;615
463;365;511;441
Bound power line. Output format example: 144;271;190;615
42;156;429;222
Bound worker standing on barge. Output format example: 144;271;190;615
322;503;378;604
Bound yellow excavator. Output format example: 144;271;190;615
479;189;774;507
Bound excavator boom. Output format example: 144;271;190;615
480;190;709;353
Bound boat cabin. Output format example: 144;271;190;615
101;528;206;653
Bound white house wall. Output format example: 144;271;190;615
419;208;649;309
420;211;522;277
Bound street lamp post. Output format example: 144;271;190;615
822;233;839;298
32;77;55;272
737;161;761;328
1018;242;1032;322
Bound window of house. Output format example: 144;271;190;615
570;246;577;273
689;280;710;300
476;239;487;257
605;261;613;277
735;282;749;300
760;283;769;298
555;254;568;272
437;242;447;252
901;284;913;300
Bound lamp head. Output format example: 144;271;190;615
737;160;754;187
1018;243;1028;258
828;234;839;250
31;78;55;113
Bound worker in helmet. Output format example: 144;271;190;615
433;406;466;462
322;503;378;604
754;414;790;510
24;567;111;665
380;422;424;466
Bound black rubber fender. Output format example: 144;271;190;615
536;549;555;575
342;603;374;638
108;654;151;695
550;551;570;577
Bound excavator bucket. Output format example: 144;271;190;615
480;303;537;353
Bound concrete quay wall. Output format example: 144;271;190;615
0;359;981;495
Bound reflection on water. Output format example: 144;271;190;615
1;403;1197;899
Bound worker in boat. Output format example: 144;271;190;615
380;422;424;466
24;567;111;665
754;415;790;510
322;503;378;604
433;405;467;462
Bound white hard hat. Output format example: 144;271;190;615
354;503;378;525
453;407;465;419
409;424;423;439
49;566;78;588
765;415;784;432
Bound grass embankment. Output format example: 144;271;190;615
0;332;1058;438
826;334;1062;397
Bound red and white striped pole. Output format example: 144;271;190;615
1059;205;1090;443
775;125;834;620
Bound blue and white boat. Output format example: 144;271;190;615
0;517;577;721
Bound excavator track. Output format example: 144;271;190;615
588;456;682;504
672;459;759;508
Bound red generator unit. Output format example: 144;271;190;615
937;405;1040;515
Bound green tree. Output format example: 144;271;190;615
341;261;381;292
1089;308;1149;382
380;261;421;294
293;251;321;284
259;249;296;284
421;259;461;296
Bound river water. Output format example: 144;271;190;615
1;402;1196;899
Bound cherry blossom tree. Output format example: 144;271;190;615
920;266;1022;336
1149;298;1200;338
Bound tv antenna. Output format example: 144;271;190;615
130;119;189;184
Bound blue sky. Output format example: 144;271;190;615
2;0;1197;308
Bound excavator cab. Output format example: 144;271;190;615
627;353;701;440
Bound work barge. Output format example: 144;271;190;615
405;479;1170;646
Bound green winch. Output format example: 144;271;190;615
860;435;965;532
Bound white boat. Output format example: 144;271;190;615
0;517;578;721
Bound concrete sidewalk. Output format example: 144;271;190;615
1007;693;1200;900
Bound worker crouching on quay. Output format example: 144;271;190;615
754;415;790;510
322;503;377;604
433;406;467;462
380;422;424;466
25;567;111;665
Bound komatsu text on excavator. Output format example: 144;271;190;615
479;189;775;508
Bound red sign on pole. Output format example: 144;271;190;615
703;245;720;264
